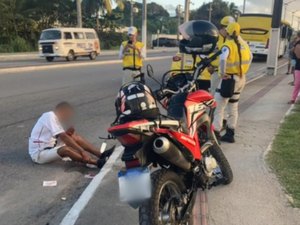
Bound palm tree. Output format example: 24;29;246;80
82;0;124;30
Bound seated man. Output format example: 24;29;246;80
28;102;113;168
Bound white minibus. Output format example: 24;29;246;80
39;27;100;62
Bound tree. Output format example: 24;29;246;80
82;0;124;31
114;1;172;34
190;0;238;27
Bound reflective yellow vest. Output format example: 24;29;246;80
211;34;226;68
223;38;251;76
122;41;144;69
217;34;226;50
170;53;211;80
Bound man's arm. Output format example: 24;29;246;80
219;46;230;77
58;133;90;161
119;44;125;59
139;46;146;59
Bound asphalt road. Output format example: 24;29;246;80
0;56;288;225
0;49;176;69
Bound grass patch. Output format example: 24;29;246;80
267;104;300;207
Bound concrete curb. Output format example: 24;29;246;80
0;56;173;75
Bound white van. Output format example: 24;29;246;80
38;27;101;62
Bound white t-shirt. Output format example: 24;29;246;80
28;111;65;156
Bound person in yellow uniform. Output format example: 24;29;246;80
170;53;213;91
213;22;252;143
119;27;145;84
211;16;236;94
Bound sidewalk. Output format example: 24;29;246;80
0;48;177;61
208;68;300;225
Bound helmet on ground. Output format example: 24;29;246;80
226;22;240;36
220;16;235;27
115;82;159;123
178;20;219;55
128;26;138;36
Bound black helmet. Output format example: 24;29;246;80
179;20;219;55
115;82;159;123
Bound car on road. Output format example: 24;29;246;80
152;37;178;48
39;27;101;62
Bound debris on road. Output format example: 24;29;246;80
84;173;96;179
42;180;57;187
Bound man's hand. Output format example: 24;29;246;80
207;65;215;74
80;151;90;163
222;74;231;80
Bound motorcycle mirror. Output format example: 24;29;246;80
146;64;162;86
146;64;154;77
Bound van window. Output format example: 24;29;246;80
74;32;85;39
85;32;96;39
64;32;72;39
40;30;61;40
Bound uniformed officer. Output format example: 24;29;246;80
211;16;236;94
119;26;145;84
213;22;252;143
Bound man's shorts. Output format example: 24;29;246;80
30;146;64;164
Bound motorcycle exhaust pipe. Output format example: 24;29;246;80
153;137;191;171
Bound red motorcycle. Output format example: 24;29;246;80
108;51;233;225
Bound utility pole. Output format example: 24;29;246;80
176;5;182;41
142;0;147;57
243;0;246;14
130;0;134;26
184;0;190;22
76;0;82;28
208;2;213;22
267;0;283;76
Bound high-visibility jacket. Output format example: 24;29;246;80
122;41;144;69
170;53;211;80
217;34;226;50
222;38;252;76
211;34;227;68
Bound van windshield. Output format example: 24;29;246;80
40;30;61;40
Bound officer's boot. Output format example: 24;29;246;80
221;128;235;143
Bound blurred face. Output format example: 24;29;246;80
219;26;228;37
128;34;137;42
57;107;74;123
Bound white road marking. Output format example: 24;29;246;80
59;146;124;225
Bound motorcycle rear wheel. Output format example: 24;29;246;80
139;169;193;225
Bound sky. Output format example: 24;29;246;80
146;0;300;29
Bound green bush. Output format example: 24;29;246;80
99;31;127;50
0;36;35;53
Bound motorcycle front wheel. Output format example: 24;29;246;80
139;169;193;225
